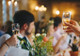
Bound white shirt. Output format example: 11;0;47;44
0;34;29;56
0;34;11;47
53;29;70;50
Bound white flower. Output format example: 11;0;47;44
32;35;35;39
42;33;46;37
36;33;41;37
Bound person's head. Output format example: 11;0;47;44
13;10;35;35
53;17;62;31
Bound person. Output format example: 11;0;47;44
53;17;70;53
46;21;54;39
13;10;35;55
0;21;13;37
0;25;5;37
0;35;18;56
35;21;40;34
5;21;13;36
39;16;47;34
65;20;80;35
0;10;35;56
0;21;13;47
13;10;35;46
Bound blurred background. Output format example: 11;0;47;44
0;0;80;28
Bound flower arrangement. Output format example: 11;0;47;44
17;33;54;56
32;33;54;56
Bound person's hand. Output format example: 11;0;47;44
6;35;18;46
65;20;80;35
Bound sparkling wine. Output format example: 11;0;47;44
62;19;70;30
62;12;71;30
12;29;19;34
12;23;20;34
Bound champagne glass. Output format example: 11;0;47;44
12;23;20;48
62;12;71;30
12;23;20;35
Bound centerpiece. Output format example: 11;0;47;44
17;33;54;56
32;33;54;56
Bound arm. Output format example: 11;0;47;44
0;43;9;56
53;35;66;53
65;20;80;35
53;37;62;53
0;35;18;56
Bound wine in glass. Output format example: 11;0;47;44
62;12;71;30
12;23;20;35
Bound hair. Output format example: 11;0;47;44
53;17;62;28
49;17;54;21
5;21;13;36
13;10;34;29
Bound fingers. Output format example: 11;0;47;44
66;29;74;33
65;27;74;33
64;22;74;28
70;20;76;23
70;20;79;26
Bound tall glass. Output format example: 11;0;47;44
62;12;71;30
12;23;20;48
12;23;20;35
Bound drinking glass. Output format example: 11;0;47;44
62;12;71;30
12;23;20;35
12;23;20;48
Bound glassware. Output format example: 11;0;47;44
62;12;71;30
12;23;20;48
12;23;20;35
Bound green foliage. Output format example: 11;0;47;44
17;34;54;56
32;34;54;56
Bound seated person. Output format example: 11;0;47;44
0;21;13;47
39;16;48;34
46;21;54;39
0;10;35;56
53;17;70;53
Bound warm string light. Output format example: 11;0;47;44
14;1;17;6
8;1;11;6
35;5;47;11
56;10;60;15
12;0;14;3
35;6;39;11
8;0;18;6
